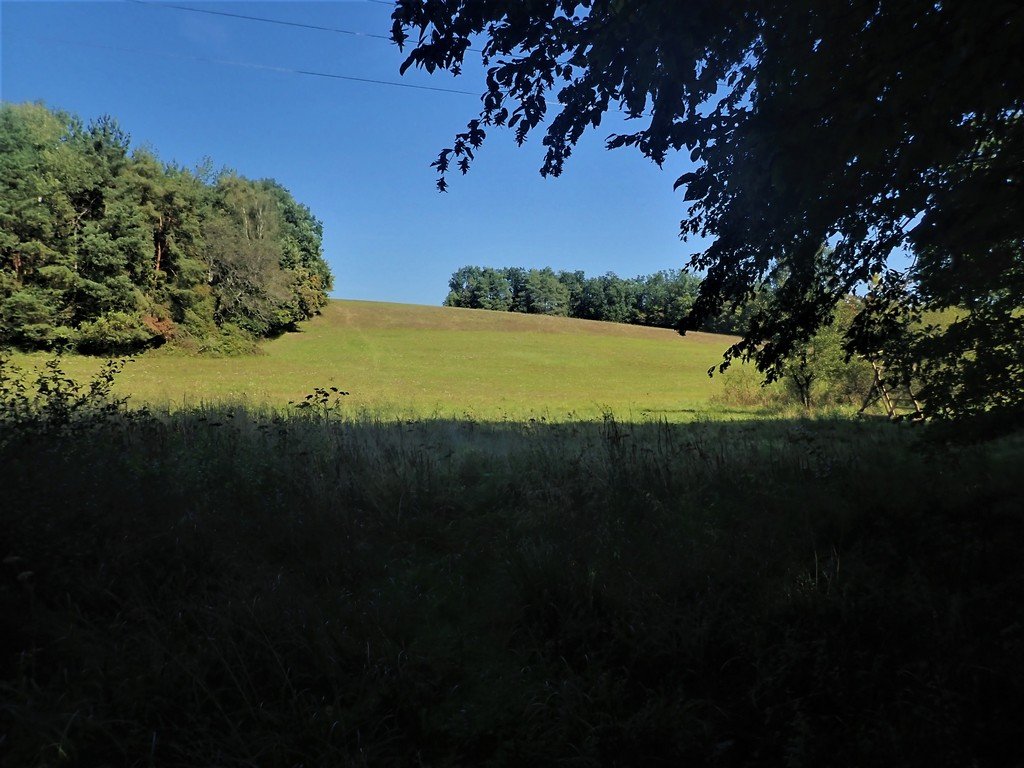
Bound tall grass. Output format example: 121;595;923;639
2;403;1021;766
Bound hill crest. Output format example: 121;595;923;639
324;299;735;342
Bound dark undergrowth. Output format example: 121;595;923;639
1;405;1022;766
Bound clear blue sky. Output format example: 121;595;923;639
1;0;707;305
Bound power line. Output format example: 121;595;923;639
34;37;480;96
125;0;393;41
125;0;486;54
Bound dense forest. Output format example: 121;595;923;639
443;265;750;333
0;102;333;354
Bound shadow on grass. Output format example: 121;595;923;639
2;410;1022;766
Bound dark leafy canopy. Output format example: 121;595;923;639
392;0;1024;417
0;103;333;354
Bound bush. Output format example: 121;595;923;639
714;363;789;409
0;353;136;435
196;323;261;357
77;312;157;354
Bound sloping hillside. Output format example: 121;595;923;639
14;300;739;419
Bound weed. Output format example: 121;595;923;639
0;353;140;439
289;385;350;417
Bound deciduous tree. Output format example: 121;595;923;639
392;0;1024;418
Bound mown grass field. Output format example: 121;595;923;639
10;300;738;419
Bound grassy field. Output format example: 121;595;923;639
10;300;738;419
4;302;1022;766
3;406;1022;766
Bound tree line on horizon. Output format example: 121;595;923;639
0;102;333;354
443;265;749;334
443;262;943;413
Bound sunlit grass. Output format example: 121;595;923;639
3;342;1021;765
7;300;741;420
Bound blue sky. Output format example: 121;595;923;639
1;0;706;305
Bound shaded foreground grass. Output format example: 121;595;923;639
9;300;737;419
2;411;1022;766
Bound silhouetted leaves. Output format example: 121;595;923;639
393;0;1024;418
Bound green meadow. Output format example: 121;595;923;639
9;300;738;419
3;301;1022;767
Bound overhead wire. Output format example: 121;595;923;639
32;36;480;96
124;0;486;54
51;0;487;97
125;0;393;41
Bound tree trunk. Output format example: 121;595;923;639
154;214;164;274
871;361;896;418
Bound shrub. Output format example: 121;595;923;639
0;353;136;435
714;363;789;409
77;312;157;354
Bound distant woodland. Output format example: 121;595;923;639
443;265;748;334
0;103;333;354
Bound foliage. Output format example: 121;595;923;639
716;299;875;412
781;297;874;410
391;0;1024;419
289;385;350;416
713;361;789;410
444;265;513;310
901;114;1024;418
76;311;153;354
0;103;333;354
444;265;708;329
522;266;570;315
0;352;135;435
